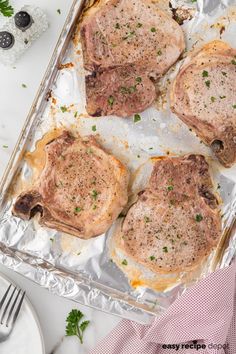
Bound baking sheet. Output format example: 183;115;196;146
0;0;236;324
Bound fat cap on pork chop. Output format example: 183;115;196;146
171;40;236;167
13;131;129;239
113;155;221;274
81;0;185;117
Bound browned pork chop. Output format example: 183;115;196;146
114;155;221;274
81;0;185;117
86;66;156;117
171;41;236;167
13;131;129;239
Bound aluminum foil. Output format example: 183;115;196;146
0;0;236;324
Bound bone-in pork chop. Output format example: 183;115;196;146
112;155;221;274
85;66;156;117
13;131;129;239
171;41;236;167
81;0;185;117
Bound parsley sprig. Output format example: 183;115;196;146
0;0;13;17
65;309;90;344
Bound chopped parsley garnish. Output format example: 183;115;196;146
205;80;210;88
122;259;128;266
149;256;156;261
57;9;61;14
136;77;142;83
195;214;203;222
60;105;67;113
220;96;226;99
157;50;162;56
65;309;90;344
115;23;120;29
231;59;236;65
120;85;137;94
74;111;78;118
167;185;174;191
93;205;97;210
122;31;135;40
163;246;168;253
2;144;8;148
144;216;150;223
0;0;13;17
134;114;141;123
211;96;216;102
202;70;209;77
217;183;221;189
108;95;115;106
221;71;227;76
92;125;97;132
50;238;54;242
150;27;156;32
233;105;236;109
137;22;142;28
74;207;82;213
22;83;27;88
91;190;99;200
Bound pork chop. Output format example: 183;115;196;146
85;66;156;117
81;0;185;117
13;131;129;239
112;155;221;274
171;41;236;167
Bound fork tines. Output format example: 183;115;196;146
0;284;25;327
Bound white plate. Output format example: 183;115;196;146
0;272;45;354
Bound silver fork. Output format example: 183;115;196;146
0;284;25;342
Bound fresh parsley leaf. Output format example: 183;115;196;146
57;9;61;14
210;96;216;102
91;190;99;200
108;95;115;106
202;70;208;77
22;83;27;88
144;216;150;223
167;185;174;191
231;59;236;65
149;255;156;261
0;0;14;17
92;125;97;132
195;214;203;222
136;77;142;83
60;106;67;113
122;259;128;265
150;27;156;32
134;114;141;123
74;207;82;213
65;309;90;344
233;104;236;109
163;246;168;253
205;80;210;88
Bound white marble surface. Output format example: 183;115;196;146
0;1;120;353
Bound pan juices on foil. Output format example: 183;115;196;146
109;155;222;291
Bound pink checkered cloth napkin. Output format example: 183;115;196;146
89;261;236;354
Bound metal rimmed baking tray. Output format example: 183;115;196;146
0;0;236;324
